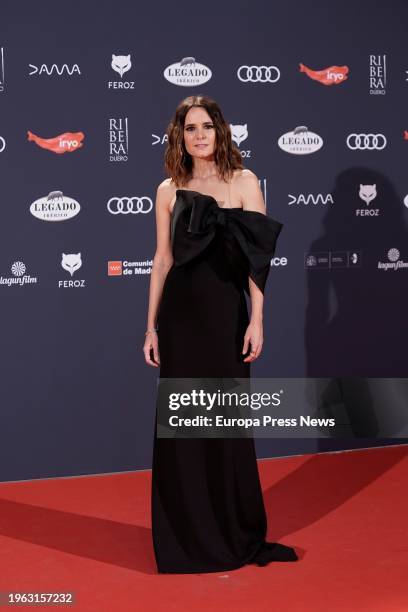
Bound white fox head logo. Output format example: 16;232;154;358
359;184;377;205
61;253;82;276
230;124;248;146
111;54;131;78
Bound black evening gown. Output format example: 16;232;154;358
151;189;298;573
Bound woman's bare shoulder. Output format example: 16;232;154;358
156;178;177;212
233;168;258;183
234;169;265;212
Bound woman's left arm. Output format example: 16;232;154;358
242;279;264;362
239;169;267;362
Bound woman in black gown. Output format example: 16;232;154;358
143;95;298;574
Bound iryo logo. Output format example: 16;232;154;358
27;130;84;154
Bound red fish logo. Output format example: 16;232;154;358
27;130;84;154
299;63;349;85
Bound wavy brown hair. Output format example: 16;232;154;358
164;95;244;187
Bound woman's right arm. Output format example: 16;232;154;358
143;181;174;367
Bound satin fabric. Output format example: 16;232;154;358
151;189;297;573
171;189;283;295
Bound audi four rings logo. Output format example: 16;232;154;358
237;65;280;83
107;197;153;214
346;133;387;150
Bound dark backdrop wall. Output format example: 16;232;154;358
1;0;407;482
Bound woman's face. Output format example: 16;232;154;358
183;106;216;159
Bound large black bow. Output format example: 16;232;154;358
171;190;283;295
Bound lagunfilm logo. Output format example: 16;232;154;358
0;261;38;287
378;248;408;271
30;190;81;221
278;125;323;155
164;56;212;86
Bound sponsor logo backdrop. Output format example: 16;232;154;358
0;0;407;480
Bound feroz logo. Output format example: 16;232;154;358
356;184;380;216
164;57;212;86
107;197;153;214
59;253;86;288
27;130;84;154
62;253;82;276
237;65;280;83
278;126;323;155
230;124;248;147
299;63;349;85
108;53;134;89
30;191;81;221
111;54;131;77
29;63;81;76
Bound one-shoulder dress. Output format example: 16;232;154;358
151;188;298;573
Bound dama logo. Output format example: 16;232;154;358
28;63;81;76
27;130;84;154
108;261;123;276
299;63;349;85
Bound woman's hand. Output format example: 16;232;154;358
143;330;160;367
242;320;263;362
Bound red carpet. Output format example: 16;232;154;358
0;445;407;611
